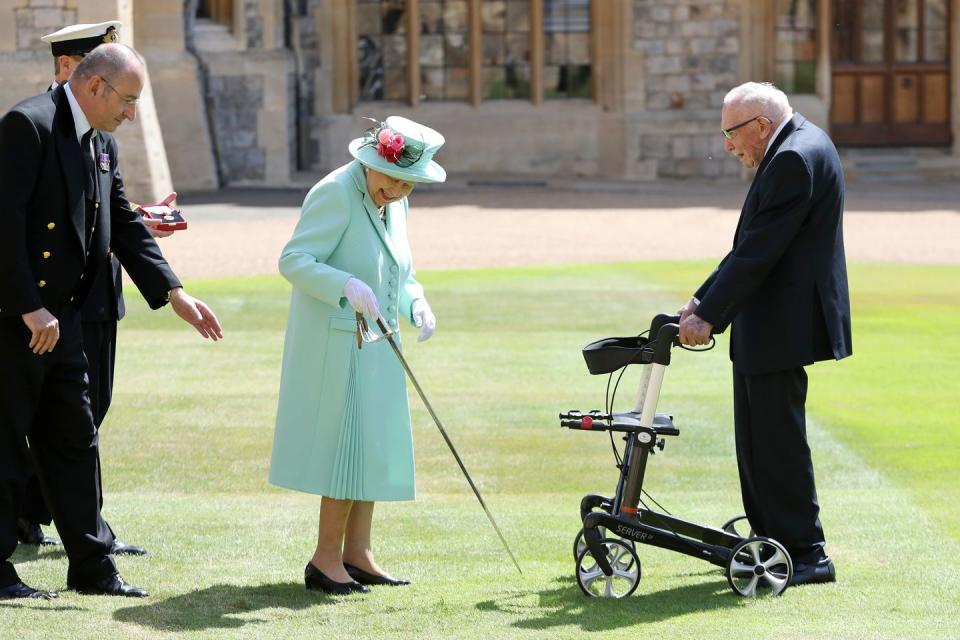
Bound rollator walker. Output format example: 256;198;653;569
559;313;794;598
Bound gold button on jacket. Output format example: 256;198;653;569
47;222;55;229
38;280;46;288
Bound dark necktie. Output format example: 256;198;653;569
80;129;98;202
80;129;100;250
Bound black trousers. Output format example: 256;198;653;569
0;307;116;587
19;320;118;528
732;365;826;563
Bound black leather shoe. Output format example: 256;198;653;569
110;539;147;556
0;581;58;600
344;563;410;586
304;563;369;594
68;572;149;598
16;518;60;546
790;557;836;586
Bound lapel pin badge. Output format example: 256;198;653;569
99;152;110;172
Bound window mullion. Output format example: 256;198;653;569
347;1;358;108
407;0;421;106
590;0;600;103
469;0;482;106
530;0;544;105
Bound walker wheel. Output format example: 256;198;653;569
576;538;641;598
721;515;754;539
725;537;792;597
573;527;635;563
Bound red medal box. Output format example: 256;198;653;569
138;204;188;231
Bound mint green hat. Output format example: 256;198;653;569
348;116;446;184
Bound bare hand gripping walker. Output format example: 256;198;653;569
559;313;794;598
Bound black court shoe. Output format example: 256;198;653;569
344;563;411;587
304;563;369;595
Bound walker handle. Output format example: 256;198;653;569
648;312;718;364
648;313;681;338
651;320;680;365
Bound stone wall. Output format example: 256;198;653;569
631;0;741;179
14;1;76;53
208;74;266;181
0;0;177;202
0;0;69;108
287;0;323;170
244;0;263;49
199;50;295;186
191;0;296;187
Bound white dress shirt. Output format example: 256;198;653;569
62;81;96;161
764;112;793;158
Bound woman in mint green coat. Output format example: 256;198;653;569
270;117;445;595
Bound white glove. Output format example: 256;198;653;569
342;278;379;318
412;298;436;342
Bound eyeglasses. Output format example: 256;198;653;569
721;115;766;140
98;75;139;106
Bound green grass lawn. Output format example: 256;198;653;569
3;262;958;639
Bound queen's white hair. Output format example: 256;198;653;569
723;82;793;123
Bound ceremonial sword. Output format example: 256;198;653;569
356;313;522;574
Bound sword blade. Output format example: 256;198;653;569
376;319;522;574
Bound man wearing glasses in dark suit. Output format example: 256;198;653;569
0;43;221;599
678;82;852;587
14;20;178;556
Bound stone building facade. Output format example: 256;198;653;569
1;0;958;196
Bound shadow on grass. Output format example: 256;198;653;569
113;582;335;631
0;603;86;612
11;544;67;562
477;576;739;632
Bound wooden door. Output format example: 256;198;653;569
831;0;952;145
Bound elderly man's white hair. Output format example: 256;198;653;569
723;82;793;124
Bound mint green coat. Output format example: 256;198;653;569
269;161;424;500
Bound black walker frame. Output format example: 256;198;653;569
559;314;794;598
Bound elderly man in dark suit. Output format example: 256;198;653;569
678;82;852;587
0;43;221;599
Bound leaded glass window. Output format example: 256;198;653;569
924;0;948;62
356;0;594;104
775;0;817;93
358;0;409;101
544;0;592;99
482;1;531;99
420;1;470;100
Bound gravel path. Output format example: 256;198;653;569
159;180;960;280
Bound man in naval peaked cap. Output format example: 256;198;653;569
41;21;122;85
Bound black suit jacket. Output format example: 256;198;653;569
79;254;125;322
694;114;852;375
0;85;178;319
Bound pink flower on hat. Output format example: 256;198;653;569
376;128;406;163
